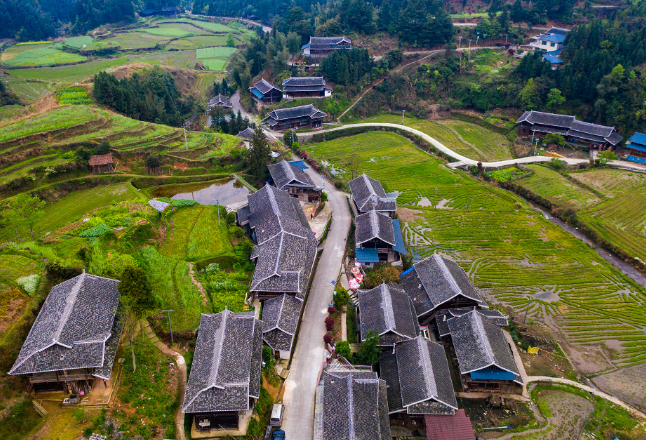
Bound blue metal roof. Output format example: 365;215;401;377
251;88;265;99
356;248;379;263
543;54;563;64
301;43;311;50
628;144;646;153
470;368;516;381
627;155;646;165
400;267;415;277
289;160;309;170
628;132;646;147
392;220;407;254
540;34;566;43
547;48;561;56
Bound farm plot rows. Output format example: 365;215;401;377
303;132;646;369
0;45;86;67
519;165;602;210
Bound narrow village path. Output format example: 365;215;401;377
310;122;646;172
141;320;188;440
280;168;351;440
187;263;207;306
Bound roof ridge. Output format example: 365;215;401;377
207;311;229;389
381;284;396;332
417;337;437;399
347;373;356;440
434;254;460;295
470;311;495;365
52;272;86;347
370;210;379;238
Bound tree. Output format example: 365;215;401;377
248;125;270;181
75;147;91;164
334;287;350;307
118;266;158;319
520;78;540;109
3;193;45;242
96;141;111;155
145;155;161;169
283;129;298;146
354;330;380;367
597;150;619;166
545;133;565;146
546;88;565;110
226;34;235;47
335;341;351;359
286;32;301;62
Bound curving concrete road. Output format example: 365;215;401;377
309;123;646;172
281;168;351;439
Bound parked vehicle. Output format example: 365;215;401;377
270;403;285;426
272;429;286;439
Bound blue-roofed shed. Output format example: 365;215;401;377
541;33;566;43
251;88;264;99
627;132;646;165
628;132;646;147
391;220;407;255
289;160;309;170
542;53;563;65
356;248;379;263
470;368;516;381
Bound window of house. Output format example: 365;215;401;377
551;42;555;47
542;40;547;45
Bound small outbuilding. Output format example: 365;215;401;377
208;94;232;109
249;78;282;105
349;174;397;217
267;159;322;202
626;132;646;165
88;153;114;173
261;293;302;359
355;210;404;264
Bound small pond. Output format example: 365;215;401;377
151;177;251;206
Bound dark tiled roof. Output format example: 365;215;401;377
309;36;352;50
379;352;403;412
266;104;326;122
606;132;623;146
10;273;122;376
570;120;613;137
435;313;451;337
355;210;396;247
358;283;418;347
446;311;521;381
247;185;317;297
251;78;280;95
237;127;255;139
209;94;232;108
447;308;508;327
322;370;391;440
349;174;397;213
425;409;476;440
268;160;315;191
236;205;251;225
89;153;113;166
261;294;302;352
516;111;575;128
282;77;326;92
400;254;483;318
182;310;263;413
517;111;622;145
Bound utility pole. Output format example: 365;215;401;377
162;310;174;343
184;128;188;150
435;188;438;209
458;36;462;49
505;34;508;44
476;34;480;47
402;109;406;125
217;199;221;226
523;298;531;323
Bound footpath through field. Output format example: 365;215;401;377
280;167;352;439
310;122;646;172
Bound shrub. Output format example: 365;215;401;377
325;316;335;331
335;341;351;359
321;192;328;203
300;151;308;159
16;274;40;296
328;306;338;314
145;155;161;168
548;158;565;171
323;333;333;344
225;212;237;226
334;288;350;307
79;223;113;237
545;133;565;146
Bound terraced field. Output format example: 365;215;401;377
352;113;514;161
520;165;602;209
304;132;646;371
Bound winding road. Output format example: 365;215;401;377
280;168;351;439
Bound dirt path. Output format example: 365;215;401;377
141;320;187;440
188;263;208;306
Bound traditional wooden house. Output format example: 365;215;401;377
355;210;405;265
400;254;484;325
626;132;646;165
9;272;124;394
208;93;232;109
435;308;508;339
235;184;317;301
379;336;458;425
261;293;302;359
442;310;523;393
349;174;397;217
182;309;263;434
88;153;114;174
249;78;282;105
267;159;322;202
264;104;326;131
516;111;623;150
317;369;391;440
301;36;352;58
281;77;332;99
357;283;419;349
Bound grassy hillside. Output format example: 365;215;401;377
304;131;646;371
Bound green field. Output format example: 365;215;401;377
64;36;94;49
351;113;514;161
201;59;227;71
6;58;127;82
0;46;86;67
166;35;229;50
0;106;97;143
196;46;237;58
171;18;237;33
304;132;646;368
519;165;601;209
137;27;192;38
108;32;173;49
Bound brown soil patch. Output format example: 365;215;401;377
173;162;189;170
0;288;28;333
397;207;424;222
188;263;207;306
592;364;646;412
105;64;197;95
559;339;614;375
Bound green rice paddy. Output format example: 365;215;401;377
196;46;237;58
304;132;646;368
1;46;86;67
64;36;94;49
137;27;193;38
201;59;227;71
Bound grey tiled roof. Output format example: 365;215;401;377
266;104;326;122
446;311;521;381
149;199;170;212
379;352;403;412
10;273;122;376
247;185;317;297
268;160;315;191
251;78;280;95
261;294;302;352
606;132;623;146
322;370;391;440
237;127;255;139
236;204;251;225
400;254;483;318
209;94;232;108
282;77;326;92
355;210;396;247
358;283;418;347
446;308;508;327
182;310;263;413
349;174;397;214
309;36;352;50
516;111;575;127
517;111;622;145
